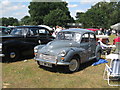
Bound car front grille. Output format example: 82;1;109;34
38;54;57;62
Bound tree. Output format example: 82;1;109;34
0;17;8;26
76;1;120;28
28;1;74;25
8;17;19;26
20;16;32;25
0;17;19;26
76;12;84;19
43;9;70;27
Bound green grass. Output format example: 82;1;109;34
1;60;110;88
2;60;119;88
108;34;117;44
2;34;120;88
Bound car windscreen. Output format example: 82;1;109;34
56;32;81;42
0;28;5;33
10;28;28;35
0;28;10;34
95;30;103;35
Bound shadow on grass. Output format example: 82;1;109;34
1;55;34;63
38;59;97;74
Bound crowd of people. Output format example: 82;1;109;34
100;28;118;36
51;25;120;55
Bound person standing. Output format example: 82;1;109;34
98;38;114;55
113;30;120;45
52;26;62;37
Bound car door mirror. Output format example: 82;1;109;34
38;40;41;44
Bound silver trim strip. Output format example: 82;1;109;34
34;58;70;65
0;54;5;57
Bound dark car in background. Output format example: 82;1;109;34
0;26;55;62
0;26;12;35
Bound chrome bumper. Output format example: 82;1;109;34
0;54;5;57
34;58;70;65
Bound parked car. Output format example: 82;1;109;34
34;28;102;72
0;26;55;62
8;26;16;31
86;28;109;44
0;26;12;35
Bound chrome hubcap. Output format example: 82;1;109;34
69;59;78;71
10;52;16;58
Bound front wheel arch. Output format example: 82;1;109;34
67;55;81;73
95;50;102;61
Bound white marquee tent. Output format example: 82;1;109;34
111;23;120;30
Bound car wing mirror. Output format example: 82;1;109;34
38;40;41;44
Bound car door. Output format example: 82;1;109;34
38;28;50;44
25;28;40;46
88;33;97;59
46;30;55;42
80;33;90;62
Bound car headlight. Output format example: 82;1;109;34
34;46;39;53
0;43;2;49
58;50;66;57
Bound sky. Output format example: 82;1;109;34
0;0;113;20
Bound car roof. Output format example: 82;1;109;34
0;26;9;28
16;26;43;28
60;28;94;34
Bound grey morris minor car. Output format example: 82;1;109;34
34;28;102;72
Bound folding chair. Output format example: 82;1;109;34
103;59;120;86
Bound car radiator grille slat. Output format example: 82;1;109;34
38;54;56;62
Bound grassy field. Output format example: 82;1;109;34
1;34;120;88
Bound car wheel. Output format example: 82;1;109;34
96;51;101;61
37;61;43;68
37;61;41;66
68;58;80;73
5;48;20;62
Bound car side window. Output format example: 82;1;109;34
46;30;50;34
39;29;50;35
81;33;89;43
89;33;96;42
28;28;39;36
39;29;46;34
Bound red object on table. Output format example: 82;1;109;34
113;36;120;45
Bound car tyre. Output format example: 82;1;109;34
67;58;80;73
37;61;41;67
5;48;20;62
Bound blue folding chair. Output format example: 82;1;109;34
103;59;120;86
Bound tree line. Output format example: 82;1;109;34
1;1;120;29
76;2;120;29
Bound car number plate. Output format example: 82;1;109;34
40;62;52;68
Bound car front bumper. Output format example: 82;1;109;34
0;49;5;57
34;58;70;65
0;54;5;57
